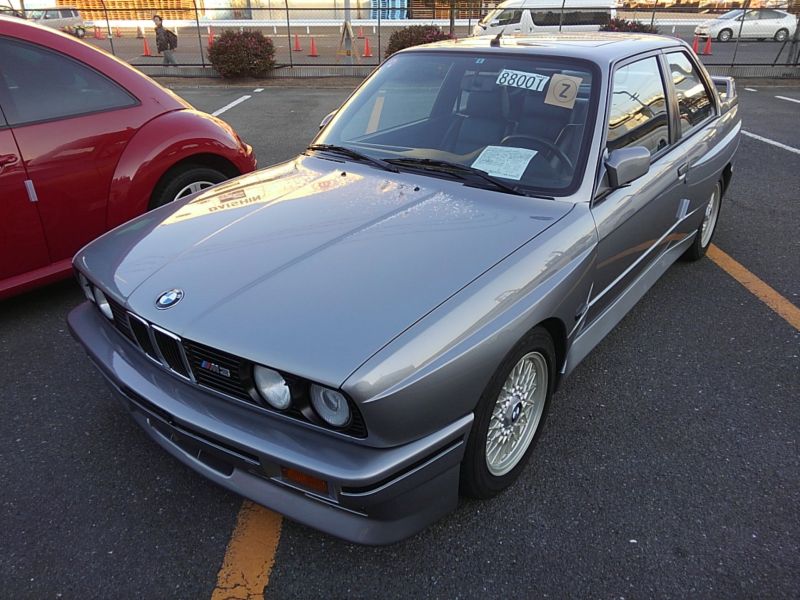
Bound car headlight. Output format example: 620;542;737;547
254;365;292;410
92;287;113;320
77;272;94;302
310;384;350;427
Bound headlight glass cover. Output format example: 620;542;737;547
93;287;113;320
253;365;292;410
310;384;351;427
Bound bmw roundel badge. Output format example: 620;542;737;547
156;289;184;309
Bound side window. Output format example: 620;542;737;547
45;10;60;19
666;51;714;136
61;9;75;18
532;11;560;26
607;56;669;156
0;38;137;127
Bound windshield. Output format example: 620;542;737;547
316;52;597;196
28;9;45;18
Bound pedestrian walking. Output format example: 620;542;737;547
153;14;178;66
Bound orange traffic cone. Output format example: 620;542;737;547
357;26;364;39
308;37;319;57
703;36;712;55
692;35;699;53
293;33;302;51
93;26;100;39
97;27;107;40
362;36;373;58
136;25;143;39
114;27;122;38
208;27;214;47
142;37;152;57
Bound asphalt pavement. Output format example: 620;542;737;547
1;83;798;599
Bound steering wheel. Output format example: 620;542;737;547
499;134;574;173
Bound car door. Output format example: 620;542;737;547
0;36;140;265
663;50;719;235
0;108;50;284
737;9;761;39
586;53;690;324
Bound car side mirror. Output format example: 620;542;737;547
605;146;650;189
319;111;336;130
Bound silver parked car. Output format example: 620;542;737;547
694;9;797;42
69;33;740;544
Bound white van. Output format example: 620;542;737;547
472;0;617;37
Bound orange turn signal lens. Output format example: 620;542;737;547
281;467;328;494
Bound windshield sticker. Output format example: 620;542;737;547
495;69;550;92
544;74;583;110
472;146;538;181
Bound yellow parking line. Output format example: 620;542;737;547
708;244;800;331
211;501;283;600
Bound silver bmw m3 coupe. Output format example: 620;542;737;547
69;33;740;544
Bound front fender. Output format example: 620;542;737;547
106;109;254;228
343;203;598;447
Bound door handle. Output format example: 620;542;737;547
677;163;689;180
0;153;18;173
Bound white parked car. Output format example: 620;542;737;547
28;6;86;38
472;0;616;37
694;9;797;42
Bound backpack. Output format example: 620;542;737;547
166;29;177;50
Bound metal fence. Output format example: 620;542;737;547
13;1;800;77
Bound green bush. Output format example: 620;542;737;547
385;25;453;58
600;18;659;34
208;30;275;79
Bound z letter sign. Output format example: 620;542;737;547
544;74;582;110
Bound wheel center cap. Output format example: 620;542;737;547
503;400;523;426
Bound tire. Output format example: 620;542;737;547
718;29;733;42
75;27;86;38
682;181;723;262
460;326;556;499
149;165;229;210
774;28;789;42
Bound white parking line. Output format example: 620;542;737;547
775;95;800;105
211;95;252;116
744;87;757;92
254;88;265;93
742;130;800;156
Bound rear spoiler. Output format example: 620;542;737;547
711;76;737;114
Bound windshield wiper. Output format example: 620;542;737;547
307;144;399;173
386;157;528;196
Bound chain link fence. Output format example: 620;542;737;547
10;1;800;76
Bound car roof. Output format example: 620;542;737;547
402;33;688;65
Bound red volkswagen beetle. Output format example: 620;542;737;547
0;17;256;298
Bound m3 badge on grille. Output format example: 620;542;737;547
155;288;184;309
200;360;231;378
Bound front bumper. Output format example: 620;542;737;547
68;302;473;545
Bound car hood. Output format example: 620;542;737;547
76;155;572;386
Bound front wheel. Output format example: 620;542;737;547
682;181;722;262
718;29;733;42
75;27;86;38
460;327;555;499
149;165;229;210
774;28;789;42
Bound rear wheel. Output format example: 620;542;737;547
774;28;789;42
718;29;733;42
682;181;722;262
149;165;228;210
460;327;555;499
75;27;86;38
